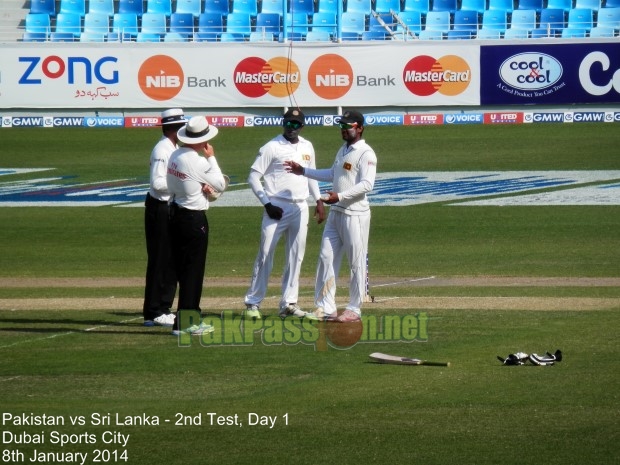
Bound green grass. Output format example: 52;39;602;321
1;123;619;465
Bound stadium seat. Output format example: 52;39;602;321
424;11;451;33
545;0;572;13
460;0;486;15
476;28;502;38
561;27;587;36
198;13;224;40
538;8;566;33
146;0;173;16
30;0;56;16
169;13;195;36
487;0;514;13
261;0;285;14
362;30;388;39
447;30;474;39
418;29;444;39
22;31;48;42
141;13;168;35
118;0;144;16
219;32;246;41
249;30;274;41
394;11;423;37
175;0;202;18
112;13;139;37
255;12;281;37
317;0;339;14
517;0;543;13
25;13;51;34
340;31;361;40
596;7;620;31
369;13;395;32
80;32;106;41
403;0;431;14
285;12;310;36
453;10;479;32
374;0;401;13
574;0;601;10
88;0;114;17
504;28;530;37
291;0;316;15
481;9;508;34
509;9;537;33
305;30;332;40
588;26;615;36
164;32;189;41
341;11;367;35
231;0;258;16
204;0;230;16
568;8;594;32
225;12;253;37
346;0;372;15
55;13;82;38
431;0;457;13
312;12;337;35
84;13;110;34
279;31;306;40
136;32;162;41
604;0;620;7
50;32;76;41
59;0;86;17
530;27;557;37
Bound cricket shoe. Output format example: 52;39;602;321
306;307;335;321
279;303;307;319
497;352;529;365
171;322;215;336
144;313;175;327
335;309;361;323
243;304;262;320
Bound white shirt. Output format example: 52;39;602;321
304;139;377;215
148;136;176;201
166;147;226;211
248;134;321;205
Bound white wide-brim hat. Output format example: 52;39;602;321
177;116;219;145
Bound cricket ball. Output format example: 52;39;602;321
327;319;363;348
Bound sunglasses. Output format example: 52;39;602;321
339;122;358;129
285;121;303;129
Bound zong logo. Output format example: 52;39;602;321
18;55;119;85
499;53;563;91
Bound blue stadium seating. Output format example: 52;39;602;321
538;8;566;33
175;0;203;18
25;13;51;34
460;0;486;15
291;0;316;15
588;26;615;37
604;0;620;8
249;31;273;41
226;12;253;37
285;12;310;36
136;32;162;41
574;0;602;11
424;11;451;33
481;9;508;34
23;32;49;42
50;32;77;41
419;29;444;39
561;27;587;36
141;13;168;35
164;32;189;41
369;13;395;32
487;0;514;13
447;30;474;39
231;0;258;16
112;12;139;37
317;0;339;14
362;31;388;40
453;10;479;32
147;0;173;16
80;32;107;41
568;8;594;32
375;0;401;13
509;9;537;33
504;27;530;38
55;13;82;38
341;11;367;35
596;7;620;31
255;12;281;37
83;13;110;34
59;0;86;17
432;0;457;13
30;0;56;16
530;27;556;37
261;0;285;14
219;32;246;41
88;0;114;16
198;13;225;40
476;28;502;38
169;13;195;36
516;0;543;13
118;0;144;16
395;11;423;36
204;0;229;17
546;0;572;14
346;0;372;15
312;12;337;35
305;30;332;41
403;0;431;14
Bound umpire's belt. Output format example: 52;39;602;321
272;196;306;204
146;193;168;205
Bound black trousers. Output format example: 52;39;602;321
143;193;177;320
169;204;209;330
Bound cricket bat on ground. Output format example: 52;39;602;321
369;352;450;367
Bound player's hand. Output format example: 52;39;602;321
202;143;214;158
321;191;338;204
283;161;303;175
264;202;283;220
314;200;326;224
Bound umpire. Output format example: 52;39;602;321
143;108;187;327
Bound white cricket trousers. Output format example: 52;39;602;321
245;200;309;309
315;210;371;316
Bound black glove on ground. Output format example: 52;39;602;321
265;202;283;220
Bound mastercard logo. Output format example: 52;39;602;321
234;56;301;98
138;55;184;101
308;54;354;100
403;55;471;97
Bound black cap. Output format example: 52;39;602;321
339;110;364;126
283;108;305;124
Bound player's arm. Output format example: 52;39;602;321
337;150;378;202
150;148;168;195
198;147;226;192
